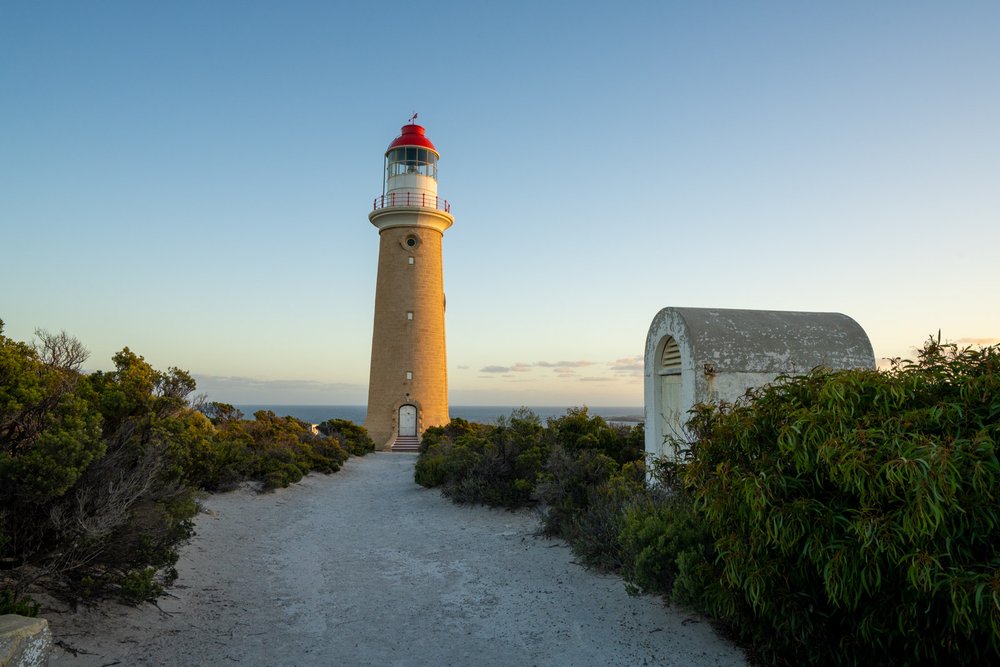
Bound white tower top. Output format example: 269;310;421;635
370;123;453;233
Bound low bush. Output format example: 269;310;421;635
1;329;200;605
415;409;546;507
545;407;645;465
619;486;717;607
317;418;375;456
417;417;486;453
536;445;618;535
415;408;645;512
684;339;1000;665
0;321;371;607
413;446;448;488
0;588;41;617
414;418;488;488
118;567;168;604
558;461;648;572
198;407;365;491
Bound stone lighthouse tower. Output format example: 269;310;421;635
365;122;453;451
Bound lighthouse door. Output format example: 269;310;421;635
398;405;417;437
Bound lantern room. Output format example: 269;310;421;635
386;146;438;181
384;124;440;196
373;123;451;216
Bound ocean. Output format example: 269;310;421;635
234;405;644;426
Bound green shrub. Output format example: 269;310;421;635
414;448;448;488
1;328;200;604
413;410;547;508
618;482;716;604
536;445;618;535
2;321;370;605
200;433;253;492
317;419;375;456
671;546;721;611
308;439;349;471
418;417;486;453
684;339;1000;665
117;567;165;604
414;409;646;514
263;464;302;490
545;407;645;465
561;461;648;571
211;410;352;490
202;401;244;423
0;588;40;616
0;330;104;503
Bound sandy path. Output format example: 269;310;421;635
48;453;746;666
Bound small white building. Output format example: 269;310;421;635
644;307;876;458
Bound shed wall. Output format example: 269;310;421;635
644;307;875;458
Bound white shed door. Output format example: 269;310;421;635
659;374;683;452
398;405;417;437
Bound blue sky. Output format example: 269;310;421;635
2;1;998;406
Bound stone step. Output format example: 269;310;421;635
390;436;421;452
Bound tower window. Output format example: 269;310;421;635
408;256;415;265
405;371;413;380
407;311;414;320
406;237;416;247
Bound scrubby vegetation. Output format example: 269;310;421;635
317;418;376;457
415;409;546;506
682;339;1000;665
0;320;372;609
415;407;643;509
415;407;649;570
415;339;1000;665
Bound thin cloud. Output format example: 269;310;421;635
956;337;1000;345
536;360;596;368
480;360;599;374
610;355;643;370
610;362;643;372
477;356;644;381
608;355;644;376
613;355;643;365
194;375;362;392
457;365;470;370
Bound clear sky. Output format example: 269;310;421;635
2;1;998;406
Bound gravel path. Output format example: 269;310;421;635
49;453;746;666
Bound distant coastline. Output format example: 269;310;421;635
234;405;644;426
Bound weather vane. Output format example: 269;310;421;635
408;112;418;124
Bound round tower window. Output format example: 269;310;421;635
399;235;421;251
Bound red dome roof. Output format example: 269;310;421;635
387;124;438;154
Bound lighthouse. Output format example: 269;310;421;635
365;122;453;451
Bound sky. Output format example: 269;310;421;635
2;1;998;407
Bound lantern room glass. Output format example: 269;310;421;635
386;147;438;181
